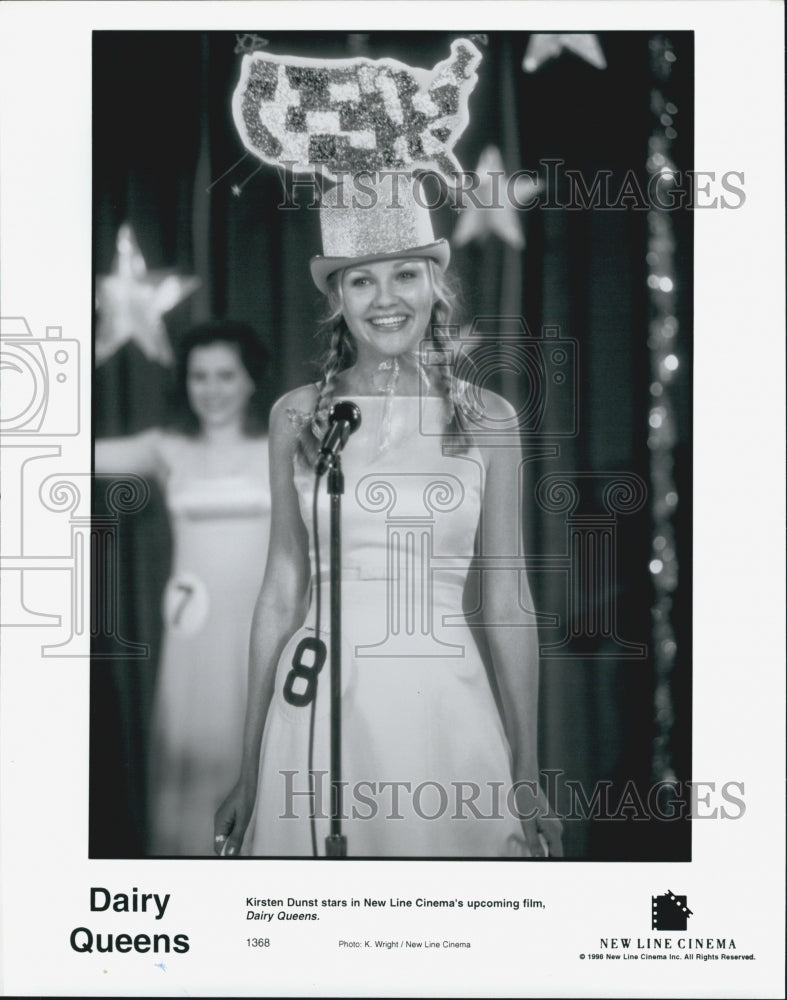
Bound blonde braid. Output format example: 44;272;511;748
424;261;480;453
300;281;356;466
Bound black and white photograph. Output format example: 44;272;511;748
0;3;784;997
90;28;693;864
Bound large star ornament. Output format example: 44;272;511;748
522;34;607;73
451;146;541;251
95;224;200;366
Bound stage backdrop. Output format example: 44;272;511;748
91;31;692;859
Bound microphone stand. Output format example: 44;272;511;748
324;452;348;858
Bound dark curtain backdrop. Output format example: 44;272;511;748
91;31;692;859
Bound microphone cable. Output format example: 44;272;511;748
308;465;322;858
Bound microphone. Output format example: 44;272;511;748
315;401;362;475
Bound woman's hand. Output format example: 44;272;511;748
472;389;565;860
214;779;256;857
514;780;564;858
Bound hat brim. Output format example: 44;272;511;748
309;240;450;295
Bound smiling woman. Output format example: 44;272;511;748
185;343;255;432
95;321;272;855
214;176;563;859
340;259;435;359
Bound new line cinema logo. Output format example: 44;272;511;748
590;892;755;963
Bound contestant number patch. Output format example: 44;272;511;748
283;635;327;707
162;572;209;636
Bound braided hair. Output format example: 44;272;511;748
298;261;479;464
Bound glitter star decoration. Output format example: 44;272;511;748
522;34;607;73
234;33;269;55
95;224;200;367
451;146;541;250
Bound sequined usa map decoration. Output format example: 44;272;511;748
232;38;482;183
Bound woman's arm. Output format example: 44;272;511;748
476;390;564;857
214;389;314;856
94;428;163;477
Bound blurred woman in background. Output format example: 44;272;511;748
96;320;271;855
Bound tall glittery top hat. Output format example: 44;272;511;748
230;37;482;292
309;175;450;294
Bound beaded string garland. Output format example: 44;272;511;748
646;35;683;789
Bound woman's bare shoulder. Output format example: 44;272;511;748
269;384;319;439
273;383;319;412
464;385;517;425
463;387;521;474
